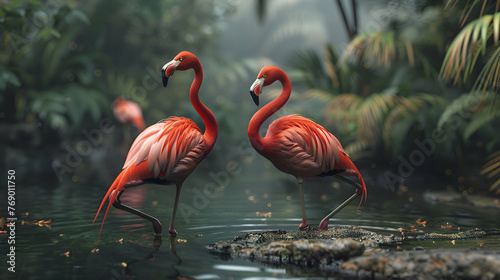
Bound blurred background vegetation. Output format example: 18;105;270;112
1;0;499;195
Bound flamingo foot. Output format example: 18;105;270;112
299;219;308;230
168;225;178;236
318;219;329;230
152;220;162;236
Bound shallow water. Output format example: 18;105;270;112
2;163;499;279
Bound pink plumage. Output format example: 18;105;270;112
94;52;217;239
113;96;146;131
248;66;366;230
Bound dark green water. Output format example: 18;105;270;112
1;161;499;279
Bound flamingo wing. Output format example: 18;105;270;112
268;115;347;174
123;116;205;179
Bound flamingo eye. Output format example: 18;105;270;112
261;74;267;78
179;57;183;61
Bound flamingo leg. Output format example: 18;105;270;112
168;184;182;236
318;175;363;230
111;190;163;236
298;179;308;229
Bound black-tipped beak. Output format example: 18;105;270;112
162;69;168;87
250;91;259;105
249;76;264;106
161;59;180;88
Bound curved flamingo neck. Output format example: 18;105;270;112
248;72;291;152
190;62;218;153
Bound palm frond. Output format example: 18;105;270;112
445;0;500;26
324;44;341;89
323;93;363;127
463;105;499;140
437;90;499;141
340;31;415;69
383;93;448;150
440;12;500;85
344;139;371;160
472;44;500;96
358;93;399;140
438;91;480;129
480;150;500;194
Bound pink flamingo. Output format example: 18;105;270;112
113;96;146;131
248;66;367;230
93;51;218;238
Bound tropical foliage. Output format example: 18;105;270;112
255;0;499;193
0;0;231;144
439;0;500;191
284;3;451;161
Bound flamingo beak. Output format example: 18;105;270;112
161;59;181;87
249;77;264;106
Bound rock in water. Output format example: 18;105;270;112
339;249;500;279
254;238;365;265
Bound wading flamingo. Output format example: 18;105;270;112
93;51;218;238
248;66;367;230
113;96;146;131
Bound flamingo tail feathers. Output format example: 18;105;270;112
337;154;367;211
92;170;127;240
355;171;367;211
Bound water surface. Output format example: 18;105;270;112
2;164;499;279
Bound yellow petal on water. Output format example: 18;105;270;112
416;218;427;227
118;238;124;244
451;240;456;245
121;262;127;267
62;251;70;257
256;212;272;217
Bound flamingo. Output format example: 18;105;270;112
93;51;218;238
113;96;146;131
248;66;367;230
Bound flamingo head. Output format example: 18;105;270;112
161;51;199;87
249;66;282;106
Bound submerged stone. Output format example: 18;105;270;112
339;249;500;279
253;238;365;265
207;227;500;277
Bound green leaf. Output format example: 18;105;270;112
463;109;498;141
38;28;61;40
68;9;90;25
0;70;21;89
